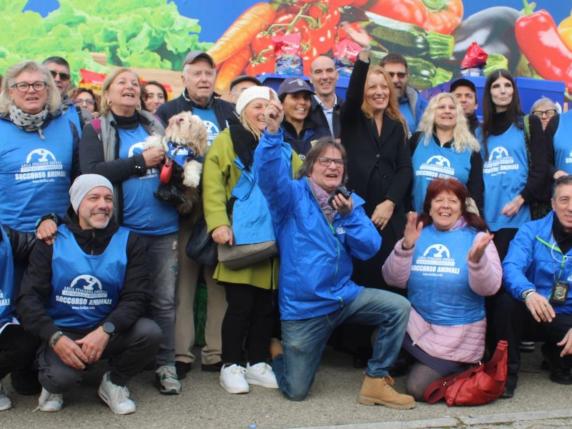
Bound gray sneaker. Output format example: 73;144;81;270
0;382;12;411
36;387;63;412
155;365;181;395
98;372;136;415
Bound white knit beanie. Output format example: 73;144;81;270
69;174;113;213
235;86;278;116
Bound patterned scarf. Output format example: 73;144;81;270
309;177;337;223
9;104;49;134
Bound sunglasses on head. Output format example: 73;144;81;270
50;70;70;81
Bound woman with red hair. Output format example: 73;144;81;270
382;178;502;400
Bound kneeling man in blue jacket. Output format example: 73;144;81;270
255;93;415;409
504;175;572;388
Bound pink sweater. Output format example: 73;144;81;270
382;222;502;363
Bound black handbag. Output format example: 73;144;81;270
185;216;217;266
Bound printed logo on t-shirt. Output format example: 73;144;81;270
483;146;519;176
565;150;572;165
128;142;157;178
416;155;454;179
411;244;460;276
202;120;219;146
0;291;8;307
54;274;112;308
15;148;65;183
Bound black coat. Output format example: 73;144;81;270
340;58;412;290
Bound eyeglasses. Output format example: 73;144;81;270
387;71;407;79
11;81;47;92
317;157;344;167
74;98;95;106
50;70;71;81
532;109;557;118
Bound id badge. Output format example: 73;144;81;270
550;281;569;305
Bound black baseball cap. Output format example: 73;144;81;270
450;78;477;94
230;75;262;91
277;78;314;100
184;51;215;68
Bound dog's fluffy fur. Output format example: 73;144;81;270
144;112;208;215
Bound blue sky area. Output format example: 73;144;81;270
24;0;570;43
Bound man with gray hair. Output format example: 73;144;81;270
17;174;161;414
502;175;572;397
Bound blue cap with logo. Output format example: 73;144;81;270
277;78;314;100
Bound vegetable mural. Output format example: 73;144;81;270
1;0;571;97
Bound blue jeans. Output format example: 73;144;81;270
272;288;410;401
140;233;178;366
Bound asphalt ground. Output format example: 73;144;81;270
1;345;570;429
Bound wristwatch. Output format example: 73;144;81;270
49;331;64;348
102;321;116;336
521;289;536;301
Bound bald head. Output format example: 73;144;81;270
310;56;338;100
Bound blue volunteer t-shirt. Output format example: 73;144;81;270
0;116;73;232
412;137;472;213
118;125;178;236
192;107;220;147
408;224;484;326
400;101;415;135
0;226;15;327
480;125;531;231
553;111;572;174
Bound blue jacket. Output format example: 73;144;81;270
255;130;381;320
503;212;572;314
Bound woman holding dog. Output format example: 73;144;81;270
382;178;501;400
202;86;302;394
79;68;182;396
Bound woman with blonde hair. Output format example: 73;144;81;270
203;86;302;394
338;49;412;366
410;92;483;213
79;67;182;396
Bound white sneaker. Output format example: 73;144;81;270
155;365;181;395
246;362;279;388
98;372;136;415
219;364;249;394
37;387;63;412
0;382;12;411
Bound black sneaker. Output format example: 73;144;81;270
201;361;223;372
175;362;192;380
549;368;572;385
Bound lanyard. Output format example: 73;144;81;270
535;235;568;282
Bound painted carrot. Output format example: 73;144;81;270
207;2;277;65
215;47;252;95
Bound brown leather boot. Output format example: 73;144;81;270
358;375;416;409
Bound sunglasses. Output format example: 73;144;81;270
387;71;407;79
50;70;71;81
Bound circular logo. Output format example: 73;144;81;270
70;275;102;291
26;148;56;164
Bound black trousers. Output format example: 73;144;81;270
221;284;274;365
495;293;572;374
38;318;161;393
0;324;39;379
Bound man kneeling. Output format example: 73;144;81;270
255;95;414;408
17;174;161;414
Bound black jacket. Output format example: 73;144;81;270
16;217;151;341
1;225;36;263
309;96;342;139
341;59;412;207
156;90;236;129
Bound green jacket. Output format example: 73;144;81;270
202;127;302;289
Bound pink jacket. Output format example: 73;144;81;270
382;220;502;363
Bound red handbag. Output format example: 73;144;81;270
423;340;508;406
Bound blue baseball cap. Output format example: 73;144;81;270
277;78;314;100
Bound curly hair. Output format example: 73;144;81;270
417;92;480;152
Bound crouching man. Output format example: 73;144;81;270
254;94;414;409
17;174;161;414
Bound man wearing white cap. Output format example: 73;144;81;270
17;174;161;415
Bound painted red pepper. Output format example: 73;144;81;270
515;0;572;93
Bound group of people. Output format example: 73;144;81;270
0;44;571;417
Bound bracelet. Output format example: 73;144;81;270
401;242;414;251
522;289;536;301
35;213;58;230
49;331;64;348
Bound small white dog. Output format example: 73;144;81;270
144;111;208;214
